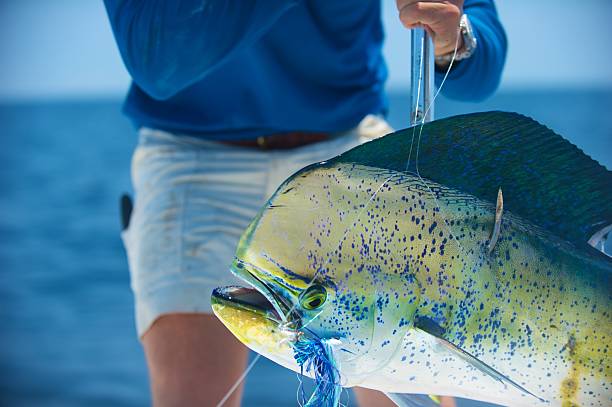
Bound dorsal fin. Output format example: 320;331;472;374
334;111;612;247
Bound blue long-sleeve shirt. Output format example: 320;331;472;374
105;0;506;140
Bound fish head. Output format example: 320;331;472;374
212;163;422;386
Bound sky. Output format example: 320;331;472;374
0;0;611;100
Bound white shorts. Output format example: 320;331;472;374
122;116;393;336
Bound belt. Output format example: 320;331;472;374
219;131;331;150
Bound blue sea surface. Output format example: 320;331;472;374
0;90;610;406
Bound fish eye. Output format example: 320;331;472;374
300;284;327;311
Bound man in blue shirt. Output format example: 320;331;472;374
105;1;506;405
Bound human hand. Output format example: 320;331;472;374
396;1;464;57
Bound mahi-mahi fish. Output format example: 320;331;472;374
211;112;611;406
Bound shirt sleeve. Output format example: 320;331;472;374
104;0;298;100
435;0;508;102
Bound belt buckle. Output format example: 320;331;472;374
256;136;268;149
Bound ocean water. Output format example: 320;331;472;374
0;90;610;407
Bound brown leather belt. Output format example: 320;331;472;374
219;131;331;150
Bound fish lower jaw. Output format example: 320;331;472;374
211;286;282;322
211;286;299;371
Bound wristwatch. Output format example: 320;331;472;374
435;14;477;64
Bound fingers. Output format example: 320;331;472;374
397;2;461;30
396;0;463;14
395;1;464;56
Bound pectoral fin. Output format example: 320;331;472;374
414;320;547;404
436;338;545;403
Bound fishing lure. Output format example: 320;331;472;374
293;335;342;407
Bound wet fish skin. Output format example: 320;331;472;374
214;162;610;406
212;112;612;406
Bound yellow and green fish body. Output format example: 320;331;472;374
212;112;612;406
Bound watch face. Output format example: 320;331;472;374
459;14;477;59
435;14;477;64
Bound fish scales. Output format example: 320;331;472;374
251;163;610;405
211;112;612;406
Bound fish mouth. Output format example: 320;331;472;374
211;286;282;322
211;258;297;324
211;283;300;371
211;264;304;375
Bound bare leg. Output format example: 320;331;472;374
439;396;458;407
354;388;457;407
354;388;396;406
142;314;249;407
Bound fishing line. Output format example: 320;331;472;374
268;174;395;404
339;388;350;407
269;26;465;315
407;29;459;171
414;28;460;172
299;308;327;330
297;25;464;319
215;354;261;407
296;371;306;407
217;23;464;407
279;25;466;406
410;27;474;263
280;173;395;315
405;33;425;169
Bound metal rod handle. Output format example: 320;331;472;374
410;28;435;126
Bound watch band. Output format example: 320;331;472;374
435;14;477;64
